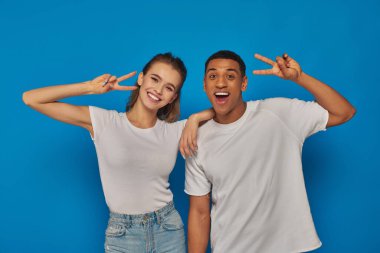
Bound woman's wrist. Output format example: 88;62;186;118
82;81;96;95
188;114;200;123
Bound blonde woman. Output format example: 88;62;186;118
23;53;213;253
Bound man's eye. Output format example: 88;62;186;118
209;74;216;79
227;75;235;79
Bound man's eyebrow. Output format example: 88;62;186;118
226;69;239;74
206;68;240;74
206;68;217;73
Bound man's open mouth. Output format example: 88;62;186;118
214;92;230;104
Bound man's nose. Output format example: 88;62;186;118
215;80;227;89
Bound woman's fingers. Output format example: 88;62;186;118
117;71;137;83
188;134;196;156
114;85;138;91
179;132;197;158
179;137;186;158
107;71;138;91
101;74;113;87
191;133;198;151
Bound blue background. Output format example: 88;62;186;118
1;0;379;252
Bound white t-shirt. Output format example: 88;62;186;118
89;106;186;214
185;98;329;253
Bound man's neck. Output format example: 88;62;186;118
214;100;247;124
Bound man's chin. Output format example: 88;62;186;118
212;105;230;117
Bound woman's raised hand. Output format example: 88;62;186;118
90;71;138;94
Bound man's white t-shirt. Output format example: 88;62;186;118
185;98;329;253
89;106;186;214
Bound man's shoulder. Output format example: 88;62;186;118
250;97;306;112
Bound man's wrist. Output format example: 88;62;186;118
294;71;307;85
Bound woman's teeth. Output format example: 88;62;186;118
148;92;161;101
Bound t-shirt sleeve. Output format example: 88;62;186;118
185;156;211;196
260;97;329;142
88;106;115;141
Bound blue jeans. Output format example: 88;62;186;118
105;201;186;253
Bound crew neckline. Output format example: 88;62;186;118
123;112;161;132
210;102;253;130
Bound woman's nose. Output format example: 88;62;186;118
154;83;164;94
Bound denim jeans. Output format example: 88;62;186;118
104;201;186;253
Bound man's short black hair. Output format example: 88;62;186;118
205;50;246;77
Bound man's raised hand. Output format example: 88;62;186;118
253;53;302;81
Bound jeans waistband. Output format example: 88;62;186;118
109;201;175;225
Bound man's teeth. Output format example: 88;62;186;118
148;93;160;101
215;92;229;96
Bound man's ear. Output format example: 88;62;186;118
241;75;248;91
203;77;206;91
137;72;144;86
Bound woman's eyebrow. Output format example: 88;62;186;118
151;73;176;89
151;73;162;80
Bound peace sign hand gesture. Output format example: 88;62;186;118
253;53;302;81
90;71;138;94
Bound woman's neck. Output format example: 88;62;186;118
126;99;158;129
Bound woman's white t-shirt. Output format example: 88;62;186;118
89;106;186;214
185;98;329;253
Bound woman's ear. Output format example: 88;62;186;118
137;72;144;86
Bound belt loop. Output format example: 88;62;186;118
127;215;132;228
155;210;161;225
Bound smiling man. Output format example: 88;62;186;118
184;50;356;253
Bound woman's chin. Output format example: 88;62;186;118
142;99;166;111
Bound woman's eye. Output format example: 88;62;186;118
151;77;158;83
166;86;174;92
209;74;216;79
227;75;235;79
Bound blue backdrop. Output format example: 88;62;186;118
1;0;379;252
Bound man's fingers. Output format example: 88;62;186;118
276;56;287;71
283;53;294;62
253;69;273;75
117;71;137;83
254;53;276;66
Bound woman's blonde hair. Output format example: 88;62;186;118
126;53;187;123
